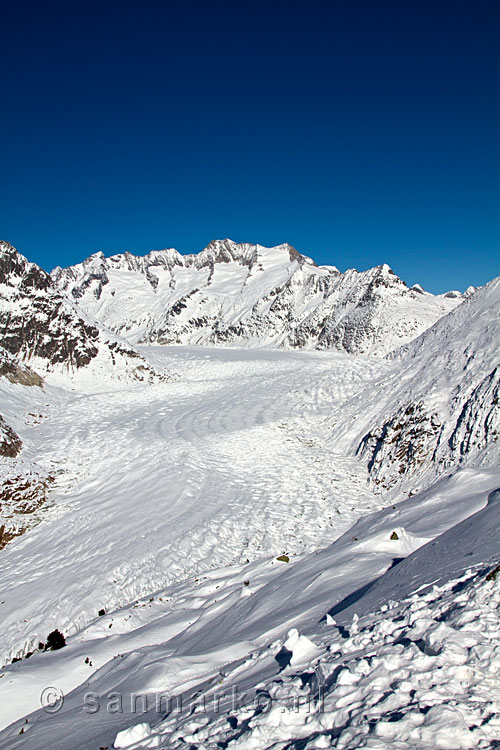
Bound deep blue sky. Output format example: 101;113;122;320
1;0;498;293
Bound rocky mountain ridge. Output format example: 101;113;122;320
52;238;465;356
0;241;172;384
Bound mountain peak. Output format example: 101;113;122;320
194;238;256;267
192;239;318;269
0;240;17;255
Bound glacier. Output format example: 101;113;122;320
0;240;498;750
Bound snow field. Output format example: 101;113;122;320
0;339;498;748
1;480;498;749
0;347;389;670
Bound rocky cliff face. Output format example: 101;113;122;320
335;277;500;492
0;415;22;458
0;242;172;384
52;239;463;356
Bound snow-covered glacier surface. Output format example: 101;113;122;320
1;242;499;750
0;346;391;669
0;340;499;750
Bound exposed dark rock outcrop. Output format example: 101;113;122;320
0;241;172;382
0;415;22;458
357;402;443;490
0;464;55;549
0;346;44;387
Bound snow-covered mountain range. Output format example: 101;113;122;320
0;239;498;750
52;239;465;355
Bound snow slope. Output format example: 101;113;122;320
330;276;500;494
0;346;391;670
52;239;463;355
0;464;498;749
0;338;498;748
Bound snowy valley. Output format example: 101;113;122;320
0;240;499;750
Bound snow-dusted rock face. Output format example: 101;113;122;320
339;277;500;491
0;345;43;387
0;460;54;550
52;239;463;355
0;242;172;384
0;414;22;458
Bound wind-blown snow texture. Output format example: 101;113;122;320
52;239;464;355
0;240;499;750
